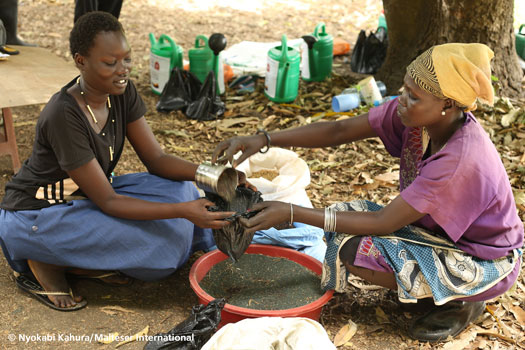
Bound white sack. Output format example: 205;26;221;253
236;148;313;208
201;317;336;350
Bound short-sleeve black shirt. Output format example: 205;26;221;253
1;77;147;210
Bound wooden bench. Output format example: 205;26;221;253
0;107;20;172
0;46;78;173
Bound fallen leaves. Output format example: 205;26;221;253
501;108;521;127
97;332;120;344
116;326;149;348
374;306;390;324
441;326;479;350
100;305;136;316
374;170;399;184
211;116;259;130
508;305;525;324
333;319;358;347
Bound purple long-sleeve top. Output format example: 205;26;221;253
368;99;523;260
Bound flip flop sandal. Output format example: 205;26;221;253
16;273;87;312
0;45;19;55
67;271;133;287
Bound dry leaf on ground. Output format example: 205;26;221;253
333;319;358;347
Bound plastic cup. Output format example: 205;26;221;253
332;93;360;112
357;76;382;105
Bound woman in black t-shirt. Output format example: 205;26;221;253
0;12;236;311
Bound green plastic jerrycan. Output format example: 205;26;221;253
264;35;301;103
301;23;333;82
189;35;214;84
516;25;525;60
149;33;183;95
378;13;387;33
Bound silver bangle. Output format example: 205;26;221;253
333;209;337;232
324;207;330;232
324;206;337;232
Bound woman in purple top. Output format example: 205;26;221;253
212;43;523;342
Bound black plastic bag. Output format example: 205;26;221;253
350;28;388;74
143;298;225;350
186;70;225;121
156;67;200;112
156;67;225;121
206;187;263;262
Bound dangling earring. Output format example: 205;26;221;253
441;110;446;116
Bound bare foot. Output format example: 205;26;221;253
27;260;84;309
66;268;132;285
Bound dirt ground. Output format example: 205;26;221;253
1;1;524;349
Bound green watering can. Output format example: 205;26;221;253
516;25;525;61
301;23;333;82
264;35;300;103
189;35;214;84
149;33;183;95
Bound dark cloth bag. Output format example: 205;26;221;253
350;28;388;74
156;67;225;121
206;187;263;262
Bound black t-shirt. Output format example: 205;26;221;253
1;77;147;210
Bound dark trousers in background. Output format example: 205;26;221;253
0;0;28;45
74;0;124;22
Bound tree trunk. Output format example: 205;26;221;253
377;0;523;97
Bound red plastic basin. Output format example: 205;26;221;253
189;244;334;326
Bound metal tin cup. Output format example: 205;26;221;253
195;163;238;201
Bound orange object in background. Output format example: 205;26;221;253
223;63;234;83
183;63;234;83
333;38;350;56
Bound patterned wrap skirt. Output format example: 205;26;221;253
0;173;216;281
321;200;522;305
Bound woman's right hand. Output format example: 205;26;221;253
212;134;268;168
185;198;236;229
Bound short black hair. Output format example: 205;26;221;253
69;11;124;57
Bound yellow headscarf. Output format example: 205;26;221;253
407;43;494;111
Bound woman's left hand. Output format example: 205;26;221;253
239;201;289;234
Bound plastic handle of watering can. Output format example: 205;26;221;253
314;22;326;38
280;34;288;62
308;43;317;78
159;34;176;49
278;62;290;98
194;34;209;48
148;33;156;47
520;24;525;35
159;34;178;63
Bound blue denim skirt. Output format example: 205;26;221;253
0;173;215;281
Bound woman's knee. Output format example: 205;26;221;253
339;236;362;266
